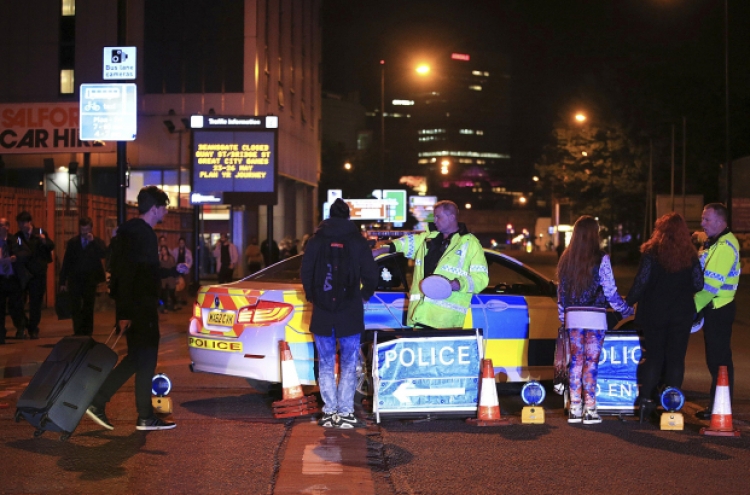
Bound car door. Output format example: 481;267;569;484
474;252;558;381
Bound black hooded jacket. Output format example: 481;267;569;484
300;217;379;337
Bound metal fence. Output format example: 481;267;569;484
0;187;195;308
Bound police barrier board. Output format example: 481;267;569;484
596;332;642;412
373;334;481;418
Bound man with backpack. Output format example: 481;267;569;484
301;198;379;428
86;186;176;431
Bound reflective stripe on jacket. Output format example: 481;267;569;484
392;229;488;328
696;231;740;311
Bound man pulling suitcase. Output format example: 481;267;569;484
86;186;176;431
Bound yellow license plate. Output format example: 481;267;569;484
207;310;235;327
189;336;243;353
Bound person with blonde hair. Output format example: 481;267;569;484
626;212;702;422
557;215;633;425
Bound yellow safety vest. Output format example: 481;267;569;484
695;231;740;311
392;229;488;328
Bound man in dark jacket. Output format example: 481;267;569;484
0;217;25;344
59;216;107;336
86;186;176;431
14;211;55;339
300;198;378;429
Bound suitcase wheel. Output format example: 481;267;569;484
39;415;49;428
60;433;71;442
33;430;44;438
14;411;22;423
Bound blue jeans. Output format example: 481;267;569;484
314;332;361;415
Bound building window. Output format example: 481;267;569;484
418;129;446;135
468;85;482;91
61;0;75;16
60;70;75;94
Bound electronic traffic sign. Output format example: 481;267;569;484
190;115;278;205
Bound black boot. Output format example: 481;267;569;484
639;399;655;424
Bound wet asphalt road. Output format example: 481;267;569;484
1;255;750;494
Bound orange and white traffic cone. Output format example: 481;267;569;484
466;359;510;426
272;341;319;418
700;366;740;437
279;340;304;401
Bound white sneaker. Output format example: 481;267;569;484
568;404;582;424
583;407;602;425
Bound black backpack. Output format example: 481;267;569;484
312;234;358;311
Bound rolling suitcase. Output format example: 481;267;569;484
15;329;121;440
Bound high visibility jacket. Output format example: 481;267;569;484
391;225;488;328
695;231;740;312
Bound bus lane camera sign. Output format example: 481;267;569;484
374;336;481;414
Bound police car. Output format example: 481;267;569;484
188;250;559;392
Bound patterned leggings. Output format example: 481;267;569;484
568;328;606;410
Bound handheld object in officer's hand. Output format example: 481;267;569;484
420;274;453;300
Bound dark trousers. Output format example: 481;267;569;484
703;300;736;407
70;284;96;336
94;310;160;419
218;267;234;284
637;314;693;402
25;275;46;334
0;276;24;338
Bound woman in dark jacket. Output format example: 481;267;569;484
557;216;633;425
627;212;703;422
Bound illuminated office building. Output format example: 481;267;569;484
409;51;529;209
0;0;321;251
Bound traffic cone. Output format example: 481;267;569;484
700;366;740;437
272;341;319;418
466;359;510;426
278;340;304;401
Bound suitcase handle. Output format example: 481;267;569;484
104;324;127;349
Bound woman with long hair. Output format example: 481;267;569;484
557;216;633;424
626;212;703;422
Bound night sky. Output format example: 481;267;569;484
321;0;750;196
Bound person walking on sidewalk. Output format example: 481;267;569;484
0;217;25;344
13;211;55;340
59;217;107;336
694;203;741;420
301;198;378;428
557;215;633;425
86;186;176;431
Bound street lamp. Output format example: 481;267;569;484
573;112;614;255
344;161;352;171
415;64;430;76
